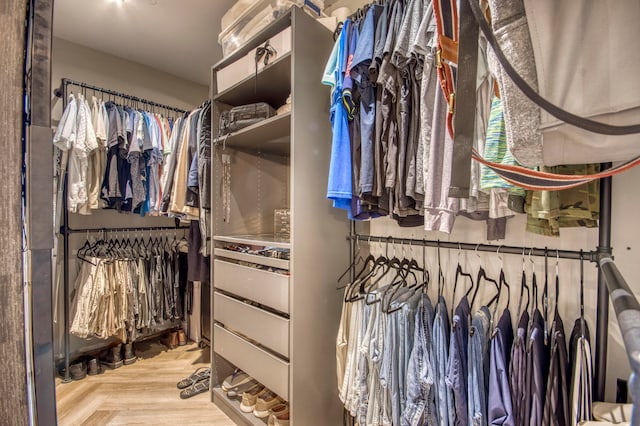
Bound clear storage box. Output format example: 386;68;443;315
219;0;324;58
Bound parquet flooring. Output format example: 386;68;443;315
55;341;235;426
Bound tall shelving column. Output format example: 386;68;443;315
209;8;349;426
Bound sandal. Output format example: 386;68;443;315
176;367;210;389
179;377;210;399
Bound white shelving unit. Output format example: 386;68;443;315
209;8;349;426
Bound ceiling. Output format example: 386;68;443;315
53;0;237;86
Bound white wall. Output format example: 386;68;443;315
323;0;638;402
52;37;208;120
51;37;207;359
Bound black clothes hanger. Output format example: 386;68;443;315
346;250;384;302
543;248;550;343
337;235;365;290
579;250;586;338
495;246;511;309
463;245;482;305
517;248;530;320
77;234;97;266
471;265;500;311
452;243;474;307
436;240;445;299
529;248;539;316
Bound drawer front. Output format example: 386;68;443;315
213;259;289;313
214;324;289;400
214;292;289;358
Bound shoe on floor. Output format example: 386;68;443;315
100;344;123;369
239;385;266;413
176;367;210;389
122;343;136;365
268;412;290;426
161;331;179;349
86;357;103;376
69;361;87;381
253;390;284;418
177;329;187;346
179;377;210;399
222;370;258;398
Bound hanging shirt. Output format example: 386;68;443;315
403;294;436;426
526;309;549;426
350;5;382;197
433;296;454;426
468;307;491;426
488;309;515;426
53;94;78;152
569;319;593;425
510;310;529;426
446;296;471;426
542;311;569;426
67;94;98;213
323;19;353;213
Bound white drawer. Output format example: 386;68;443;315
214;292;289;357
214;324;289;400
213;259;289;314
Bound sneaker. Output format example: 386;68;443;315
268;402;289;425
253;390;284;418
239;385;266;413
269;403;289;418
222;370;257;397
268;412;290;426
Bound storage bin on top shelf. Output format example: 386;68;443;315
218;0;324;58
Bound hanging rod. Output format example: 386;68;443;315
54;78;188;113
350;233;597;263
63;225;188;234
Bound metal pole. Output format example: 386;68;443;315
599;257;640;424
349;234;593;262
61;81;71;383
595;165;613;401
59;78;187;113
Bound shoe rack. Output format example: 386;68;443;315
209;7;349;426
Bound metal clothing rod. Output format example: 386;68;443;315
56;78;187;113
599;257;640;424
350;233;596;262
65;225;188;234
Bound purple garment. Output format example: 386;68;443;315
509;310;529;426
488;309;515;425
526;310;549;426
446;296;471;426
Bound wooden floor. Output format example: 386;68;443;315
56;341;235;426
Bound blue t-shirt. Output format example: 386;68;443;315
324;20;353;212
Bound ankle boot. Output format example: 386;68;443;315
122;343;136;365
69;361;87;380
101;344;123;369
123;343;136;365
161;331;179;349
178;329;187;346
87;357;102;375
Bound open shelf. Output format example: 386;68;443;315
214;248;290;270
214;234;291;250
212;386;267;426
213;10;292;70
215;112;290;156
214;53;291;108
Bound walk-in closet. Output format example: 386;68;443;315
6;0;640;425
